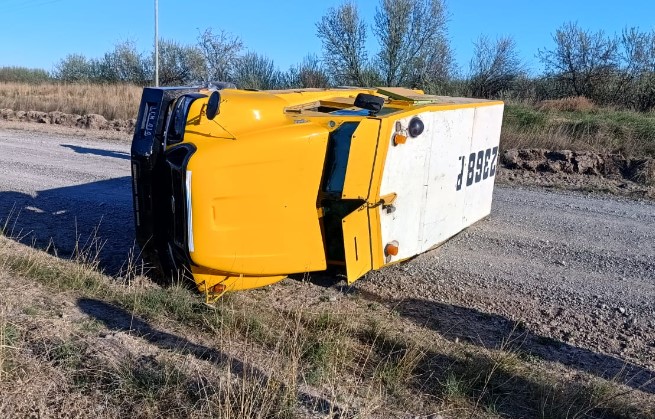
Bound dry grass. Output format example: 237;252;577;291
501;124;645;155
0;82;141;121
0;235;652;418
537;96;596;112
0;304;11;381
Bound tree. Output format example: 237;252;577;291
284;55;330;88
538;22;618;99
406;38;454;91
196;28;243;83
97;40;149;84
316;1;369;85
373;0;454;87
618;27;655;111
54;54;94;82
157;40;205;85
232;52;282;90
0;66;50;83
468;35;525;98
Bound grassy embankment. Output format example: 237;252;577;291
0;234;652;417
2;82;655;157
502;97;655;158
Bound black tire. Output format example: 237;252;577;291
354;93;384;114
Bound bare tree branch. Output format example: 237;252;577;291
538;22;618;98
373;0;453;87
233;52;283;90
157;40;205;86
197;28;243;83
284;54;330;88
316;1;368;85
469;35;525;98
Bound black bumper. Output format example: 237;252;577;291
130;87;199;280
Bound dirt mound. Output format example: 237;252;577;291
499;148;655;199
0;108;136;133
502;148;655;186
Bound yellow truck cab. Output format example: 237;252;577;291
131;86;504;297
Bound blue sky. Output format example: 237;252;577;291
1;0;653;75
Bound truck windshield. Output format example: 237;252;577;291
323;122;360;193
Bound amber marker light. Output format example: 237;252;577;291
211;284;226;294
393;133;407;146
385;241;400;256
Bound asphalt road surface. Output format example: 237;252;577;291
1;127;654;392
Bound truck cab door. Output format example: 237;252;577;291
341;204;373;283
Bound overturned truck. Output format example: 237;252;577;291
131;86;504;299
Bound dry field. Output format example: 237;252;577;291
0;129;653;417
501;97;655;157
0;82;141;120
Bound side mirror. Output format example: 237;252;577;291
206;90;221;120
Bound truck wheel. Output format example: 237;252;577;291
354;93;384;114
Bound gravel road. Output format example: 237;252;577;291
1;127;654;392
360;186;655;393
0;128;133;273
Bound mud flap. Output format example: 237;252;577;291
342;204;373;283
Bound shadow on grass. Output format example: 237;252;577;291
352;303;653;417
358;290;654;396
77;297;342;417
411;344;647;418
0;177;135;275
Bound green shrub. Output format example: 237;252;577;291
0;66;51;83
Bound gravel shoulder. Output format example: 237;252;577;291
357;185;655;378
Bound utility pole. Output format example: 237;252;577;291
154;0;159;87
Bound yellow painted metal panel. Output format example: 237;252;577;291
192;265;286;293
342;204;373;283
367;204;385;271
366;117;393;270
132;87;505;294
341;119;381;200
185;108;329;276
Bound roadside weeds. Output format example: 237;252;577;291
0;235;653;418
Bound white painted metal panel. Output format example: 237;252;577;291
462;105;504;226
378;104;504;263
